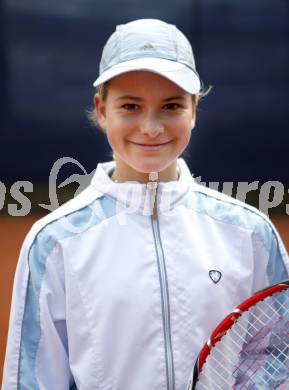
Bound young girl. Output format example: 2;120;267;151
2;18;289;390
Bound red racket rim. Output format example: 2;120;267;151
191;279;289;389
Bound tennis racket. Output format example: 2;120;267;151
187;280;289;389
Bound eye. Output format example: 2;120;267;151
122;103;139;111
164;102;181;110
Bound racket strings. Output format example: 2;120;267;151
220;307;288;385
196;332;270;389
236;294;289;387
241;300;289;376
195;290;289;389
233;312;289;381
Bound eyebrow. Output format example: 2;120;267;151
114;95;187;102
163;95;186;102
115;95;143;102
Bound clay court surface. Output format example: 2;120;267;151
1;214;288;382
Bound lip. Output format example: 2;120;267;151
129;141;171;151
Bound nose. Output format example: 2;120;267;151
140;112;164;137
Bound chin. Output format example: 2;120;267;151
133;162;171;174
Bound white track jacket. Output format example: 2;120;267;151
2;159;289;390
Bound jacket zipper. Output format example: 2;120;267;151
148;181;175;390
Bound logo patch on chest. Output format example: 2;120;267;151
209;270;222;284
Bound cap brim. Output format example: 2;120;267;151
93;57;200;94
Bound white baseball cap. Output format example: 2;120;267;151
93;19;201;94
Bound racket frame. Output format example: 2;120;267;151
191;279;289;389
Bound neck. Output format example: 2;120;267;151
110;160;179;183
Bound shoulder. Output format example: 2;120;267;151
187;182;286;256
23;185;110;258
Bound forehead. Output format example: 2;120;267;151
107;71;190;98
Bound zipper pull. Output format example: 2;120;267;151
147;172;158;219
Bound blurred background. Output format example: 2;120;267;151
1;0;289;381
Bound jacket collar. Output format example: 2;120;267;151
90;158;194;216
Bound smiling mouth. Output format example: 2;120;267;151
129;141;171;151
130;141;171;146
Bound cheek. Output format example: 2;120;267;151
173;122;192;152
108;116;137;136
170;117;193;138
180;129;192;149
105;118;133;148
168;111;194;127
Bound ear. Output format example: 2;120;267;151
93;94;107;131
191;103;197;129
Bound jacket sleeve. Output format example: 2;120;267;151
2;226;75;390
250;217;289;293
